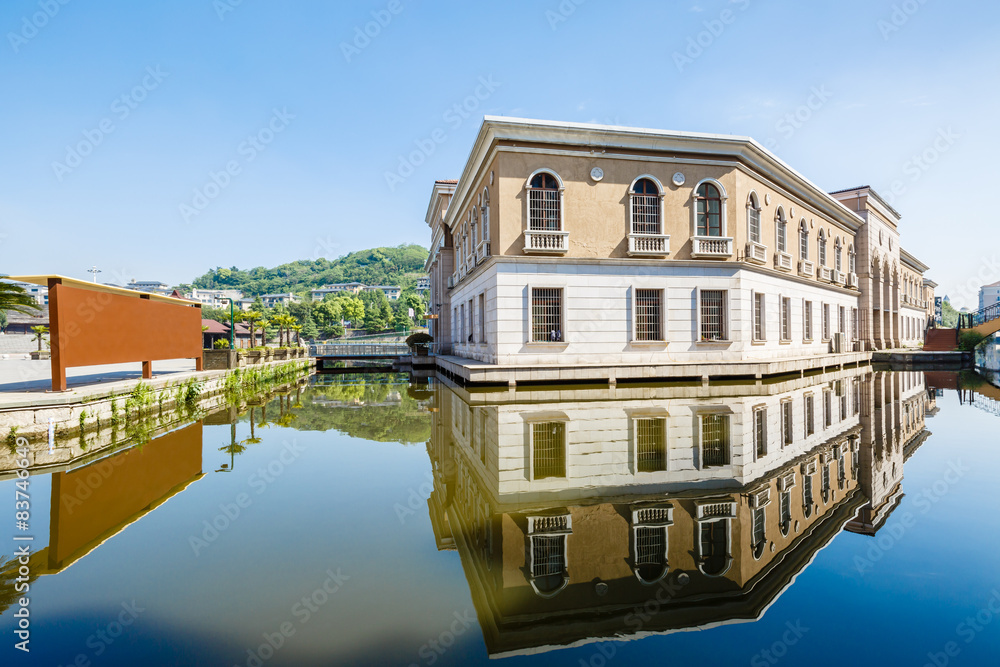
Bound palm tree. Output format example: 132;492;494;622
269;315;284;347
30;325;48;352
245;311;263;347
0;282;40;317
290;324;303;347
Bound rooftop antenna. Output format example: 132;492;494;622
88;266;101;283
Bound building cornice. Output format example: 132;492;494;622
900;248;929;273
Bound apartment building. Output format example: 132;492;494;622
424;118;931;373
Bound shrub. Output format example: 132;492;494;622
214;339;231;349
959;331;987;352
405;332;433;347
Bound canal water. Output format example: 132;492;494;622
2;368;1000;666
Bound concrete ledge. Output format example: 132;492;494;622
872;350;972;367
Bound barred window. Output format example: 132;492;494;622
700;290;727;341
699;519;730;576
839;306;846;335
821;464;831;502
849;245;856;274
635;289;663;341
701;414;730;467
799;220;809;260
528;172;561;231
776;209;788;253
635;526;667;582
753;292;765;341
752;507;766;558
803;473;814;517
531;288;563;342
804;300;814;341
532;422;566;479
779;490;791;535
478;293;486;343
636;418;666;472
818;229;827;267
805;395;815;436
823;304;831;340
824;390;832;427
835;238;843;272
530;535;566;593
852;308;859;341
754;407;767;459
782;401;793;446
748;193;761;244
631;178;661;234
468;299;474;343
781;297;791;341
696;183;723;236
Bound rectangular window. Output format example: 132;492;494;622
528;188;560;231
468;299;474;344
754;407;767;459
839;306;846;335
781;297;791;341
840;392;848;422
701;414;730;467
753;292;765;342
777;222;787;253
781;401;794;446
823;390;832;428
800;228;809;260
530;535;566;578
805;395;815;436
853;379;861;416
635;418;666;472
635;289;664;341
700;290;727;341
532;422;566;479
804;301;814;341
632;194;660;235
459;304;466;343
852;308;859;341
749;207;761;244
478;293;486;344
531;288;563;342
822;304;831;341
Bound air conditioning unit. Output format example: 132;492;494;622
831;333;847;353
798;260;815;277
746;242;767;264
847;273;859;289
748;487;771;508
819;266;833;282
819;451;830;464
774;252;793;272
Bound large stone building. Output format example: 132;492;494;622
980;280;1000;311
424;118;931;376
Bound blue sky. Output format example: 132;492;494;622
0;0;996;307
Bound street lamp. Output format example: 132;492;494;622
88;266;101;283
223;297;236;349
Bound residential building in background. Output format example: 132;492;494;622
980;281;1000;310
415;277;430;294
424;117;931;372
123;279;173;296
260;293;300;308
365;285;401;300
310;282;366;301
4;280;48;305
188;288;244;309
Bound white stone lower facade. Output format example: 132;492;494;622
447;259;862;366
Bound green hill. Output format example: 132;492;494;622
186;244;428;296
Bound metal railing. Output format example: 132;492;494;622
960;303;1000;329
312;342;411;357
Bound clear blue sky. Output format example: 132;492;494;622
1;0;996;307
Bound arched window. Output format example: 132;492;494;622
471;209;478;249
747;193;761;244
480;188;490;243
634;526;668;583
779;490;791;536
631;177;661;235
775;208;788;253
849;244;856;274
802;473;814;518
799;220;809;261
529;534;568;596
698;518;732;576
835;238;843;272
696;183;723;237
527;171;562;231
818;229;827;267
751;507;766;559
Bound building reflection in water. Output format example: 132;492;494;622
425;368;937;657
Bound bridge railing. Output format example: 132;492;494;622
959;303;1000;329
311;343;411;357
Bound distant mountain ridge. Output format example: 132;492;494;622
186;244;428;297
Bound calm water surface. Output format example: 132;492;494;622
2;369;999;666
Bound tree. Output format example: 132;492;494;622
338;295;364;328
244;311;263;347
30;325;48;351
290;324;303;346
300;313;318;340
0;282;40;317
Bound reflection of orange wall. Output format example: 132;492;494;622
49;422;203;566
53;283;201;368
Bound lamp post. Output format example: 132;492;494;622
88;266;101;283
224;298;235;349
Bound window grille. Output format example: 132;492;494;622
532;422;566;479
635;526;666;575
696;183;723;236
780;491;791;534
702;414;730;467
749;204;761;243
699;519;729;575
530;535;565;578
754;408;767;458
478;293;486;344
528;173;560;231
799;223;809;260
752;507;766;556
836;241;843;272
804;301;814;341
636;418;666;472
700;290;727;341
531;288;562;342
839;306;846;335
781;297;791;341
753;293;765;341
819;231;827;267
631;179;660;234
635;289;663;341
777;216;787;253
823;304;831;340
805;395;815;436
782;401;794;446
803;474;814;514
824;391;833;427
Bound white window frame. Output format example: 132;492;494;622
525;168;565;232
781;399;794;447
632;286;666;343
691;178;729;238
525;414;570;481
799;220;810;261
629;174;666;235
747;191;762;245
752;290;766;342
804;300;814;342
527;284;566;344
698;411;732;469
631;411;669;473
753;405;768;460
696;287;730;343
775;207;788;253
780;296;792;342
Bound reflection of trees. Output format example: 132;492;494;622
0;553;38;616
291;380;430;444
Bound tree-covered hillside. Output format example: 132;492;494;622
187;245;428;296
